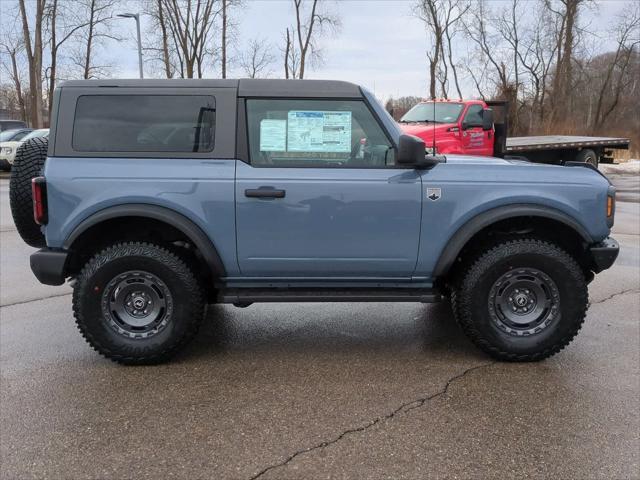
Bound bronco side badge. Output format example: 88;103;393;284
427;187;441;201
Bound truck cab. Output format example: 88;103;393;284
399;99;494;156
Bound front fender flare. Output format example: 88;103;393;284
64;204;226;277
432;204;593;278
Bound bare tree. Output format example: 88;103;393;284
220;0;243;78
18;0;46;127
546;0;588;122
283;27;299;79
463;0;510;95
160;0;220;78
45;0;100;115
590;4;640;131
70;0;118;80
284;0;339;79
415;0;469;99
0;30;28;122
240;38;274;78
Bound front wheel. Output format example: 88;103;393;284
73;242;205;365
451;239;588;361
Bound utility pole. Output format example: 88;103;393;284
118;13;143;78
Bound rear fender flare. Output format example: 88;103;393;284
64;204;226;277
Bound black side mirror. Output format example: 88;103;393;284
396;134;445;168
482;108;494;131
397;134;426;165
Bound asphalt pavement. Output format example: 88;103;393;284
1;171;638;479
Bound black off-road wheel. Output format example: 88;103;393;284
73;242;205;365
9;137;48;248
451;239;588;361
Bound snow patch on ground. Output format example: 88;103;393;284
600;160;640;175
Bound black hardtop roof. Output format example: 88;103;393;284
60;78;363;98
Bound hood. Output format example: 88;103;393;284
399;122;454;142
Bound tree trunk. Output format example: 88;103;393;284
158;0;172;77
19;0;45;128
284;28;291;79
83;0;96;79
8;49;27;122
221;0;227;78
48;0;59;117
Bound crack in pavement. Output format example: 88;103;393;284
589;288;640;306
0;292;72;308
249;361;495;480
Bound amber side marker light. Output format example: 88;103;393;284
607;195;614;218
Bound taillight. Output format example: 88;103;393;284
32;177;48;225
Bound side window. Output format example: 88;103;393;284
463;105;484;127
246;99;394;167
72;95;215;153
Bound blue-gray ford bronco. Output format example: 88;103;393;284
9;79;619;365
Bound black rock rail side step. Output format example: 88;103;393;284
218;288;441;304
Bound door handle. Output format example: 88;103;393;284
244;187;286;199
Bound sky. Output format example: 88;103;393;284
0;0;631;102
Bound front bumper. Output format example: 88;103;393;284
589;237;619;273
30;249;68;285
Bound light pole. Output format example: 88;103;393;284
117;13;143;78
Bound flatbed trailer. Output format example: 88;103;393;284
487;101;630;166
504;136;630;165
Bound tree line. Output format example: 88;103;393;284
1;0;638;155
0;0;339;128
387;0;639;154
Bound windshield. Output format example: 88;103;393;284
22;129;49;141
400;102;464;124
0;130;23;142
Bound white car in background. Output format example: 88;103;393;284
0;128;49;171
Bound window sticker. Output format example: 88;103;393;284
287;111;351;153
259;119;287;151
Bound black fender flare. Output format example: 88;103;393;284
64;204;226;277
432;204;593;278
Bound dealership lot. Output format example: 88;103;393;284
1;172;638;479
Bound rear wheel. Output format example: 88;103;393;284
574;148;598;168
9;137;48;247
73;242;205;365
451;239;588;361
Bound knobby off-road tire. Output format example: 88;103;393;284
9;136;48;248
73;242;205;365
451;239;588;362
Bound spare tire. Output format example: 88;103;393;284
9;137;48;248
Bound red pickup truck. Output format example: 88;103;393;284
398;99;630;167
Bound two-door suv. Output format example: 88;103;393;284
10;79;619;364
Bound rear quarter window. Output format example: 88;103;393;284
72;95;215;153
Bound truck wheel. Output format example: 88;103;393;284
451;239;587;361
9;137;48;248
575;149;598;168
72;242;205;365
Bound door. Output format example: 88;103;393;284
235;98;422;277
461;104;493;156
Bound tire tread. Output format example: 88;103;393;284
451;238;588;362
